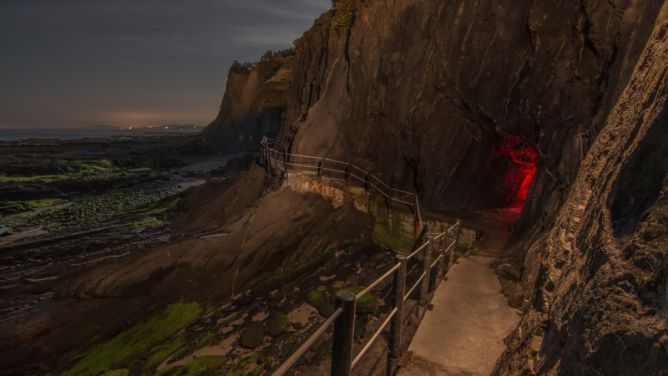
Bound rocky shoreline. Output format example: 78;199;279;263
0;135;252;351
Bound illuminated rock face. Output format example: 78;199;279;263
269;0;667;373
203;52;294;151
497;10;668;373
493;135;538;210
279;0;663;229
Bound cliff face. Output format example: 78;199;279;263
497;7;668;374
280;0;661;221
203;51;294;150
275;0;667;373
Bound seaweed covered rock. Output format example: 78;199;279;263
239;322;266;349
266;313;289;337
306;288;335;317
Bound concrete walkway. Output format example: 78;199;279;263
401;212;521;376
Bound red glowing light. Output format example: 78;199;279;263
494;135;538;208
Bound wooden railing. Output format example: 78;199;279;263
259;136;463;376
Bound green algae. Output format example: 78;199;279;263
63;302;202;376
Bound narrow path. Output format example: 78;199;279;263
401;210;521;376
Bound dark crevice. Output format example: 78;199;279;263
608;104;668;237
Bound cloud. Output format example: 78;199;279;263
0;0;330;127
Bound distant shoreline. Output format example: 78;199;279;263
0;127;203;142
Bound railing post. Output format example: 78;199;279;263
413;195;420;240
435;236;445;287
283;148;289;180
267;147;272;177
455;219;461;248
317;159;323;180
344;164;351;184
365;174;370;192
447;220;461;271
419;232;432;317
332;290;356;376
387;256;407;376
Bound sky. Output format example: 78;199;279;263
0;0;329;128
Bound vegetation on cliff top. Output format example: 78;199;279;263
332;0;357;32
229;48;295;75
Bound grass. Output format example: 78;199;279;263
63;302;202;376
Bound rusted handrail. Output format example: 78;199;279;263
261;136;465;376
269;219;463;376
271;308;343;376
355;263;400;300
260;139;420;229
351;307;397;368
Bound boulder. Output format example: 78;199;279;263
239;322;265;349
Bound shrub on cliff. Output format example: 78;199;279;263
332;0;356;32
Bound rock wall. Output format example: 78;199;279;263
273;0;667;373
283;172;477;252
497;6;668;374
203;51;294;151
279;0;662;225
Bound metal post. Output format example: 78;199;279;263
283;148;289;180
365;174;370;192
317;160;323;180
344;164;351;184
267;147;272;177
419;233;432;315
448;220;461;271
413;195;420;240
454;220;461;250
332;290;356;376
387;256;407;376
435;236;445;287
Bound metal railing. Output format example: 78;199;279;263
270;220;462;376
260;137;423;234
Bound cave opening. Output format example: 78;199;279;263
479;134;538;215
496;134;538;209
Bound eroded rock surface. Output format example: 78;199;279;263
203;51;294;150
496;7;668;374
